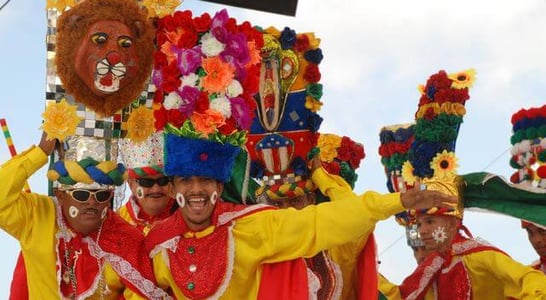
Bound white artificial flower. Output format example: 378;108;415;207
226;79;243;97
210;97;232;118
181;73;199;87
164;92;182;110
201;32;225;57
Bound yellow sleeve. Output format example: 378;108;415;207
465;250;546;299
152;250;183;298
0;145;50;240
379;274;402;300
244;168;404;263
102;264;148;300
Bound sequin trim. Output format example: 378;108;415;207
405;256;444;300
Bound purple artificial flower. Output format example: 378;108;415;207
178;85;201;116
176;47;202;76
210;9;229;30
304;48;324;64
229;97;252;130
151;68;163;87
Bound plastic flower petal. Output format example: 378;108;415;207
210;97;232;118
41;99;82;141
430;150;459;179
201;56;235;94
126;106;155;143
318;134;342;163
201;32;225;57
141;0;181;18
191;110;225;136
401;161;417;185
448;68;476;89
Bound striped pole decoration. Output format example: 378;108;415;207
0;118;31;192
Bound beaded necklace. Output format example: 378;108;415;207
62;221;105;299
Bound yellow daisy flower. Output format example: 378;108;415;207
305;96;323;113
448;68;476;89
430;150;459;179
141;0;181;18
126;106;155;143
41;99;82;141
318;134;342;163
401;161;417;185
264;27;282;38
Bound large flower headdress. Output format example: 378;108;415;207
402;69;476;219
151;9;263;184
246;26;325;201
152;9;262;147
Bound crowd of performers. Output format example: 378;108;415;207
2;0;546;299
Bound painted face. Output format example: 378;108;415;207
526;224;546;258
411;246;429;264
416;214;458;253
55;188;112;235
128;174;173;217
172;176;223;232
267;193;316;210
74;20;138;96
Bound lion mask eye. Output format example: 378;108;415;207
91;32;108;44
118;36;133;48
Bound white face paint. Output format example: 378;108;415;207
101;207;108;219
136;186;144;199
69;206;79;219
432;226;448;244
210;191;218;205
176;192;185;208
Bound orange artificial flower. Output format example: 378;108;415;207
201;57;235;94
191;109;226;136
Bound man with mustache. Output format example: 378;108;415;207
119;133;177;235
0;132;169;299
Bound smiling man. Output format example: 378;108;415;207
0;132;169;299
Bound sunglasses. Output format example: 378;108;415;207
65;189;114;203
136;177;171;188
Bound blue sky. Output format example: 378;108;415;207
1;0;546;296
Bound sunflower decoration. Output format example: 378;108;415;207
401;161;417;186
41;98;83;141
448;68;477;89
430;150;459;180
126;106;155;143
317;134;342;162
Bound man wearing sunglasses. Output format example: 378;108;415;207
0;132;169;299
119;134;177;235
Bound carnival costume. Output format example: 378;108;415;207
143;9;408;299
394;69;546;300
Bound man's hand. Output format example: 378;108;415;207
400;187;458;210
38;131;58;156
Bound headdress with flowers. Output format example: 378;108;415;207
246;26;325;201
508;105;546;229
151;9;263;188
378;124;423;247
402;69;476;219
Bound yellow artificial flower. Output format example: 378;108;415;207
317;134;342;163
305;96;323;113
305;33;321;50
440;102;466;117
41;99;82;141
141;0;181;18
46;0;75;11
416;103;440;119
448;68;476;89
264;27;281;39
417;84;425;95
126;106;155;143
401;161;417;186
430;150;459;180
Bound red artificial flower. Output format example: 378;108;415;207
425;70;451;90
423;107;436;121
239;22;264;49
294;34;310;52
173;10;194;28
323;161;341;175
433;89;450;104
195;92;210;113
153;91;164;104
240;64;260;95
418;94;430;106
303;64;321;83
153;51;168;69
158;15;178;32
193;12;211;32
218;117;237;135
167;109;185;128
225;17;237;33
242;93;257;113
511;109;526;125
153;107;167;131
446;88;470;104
